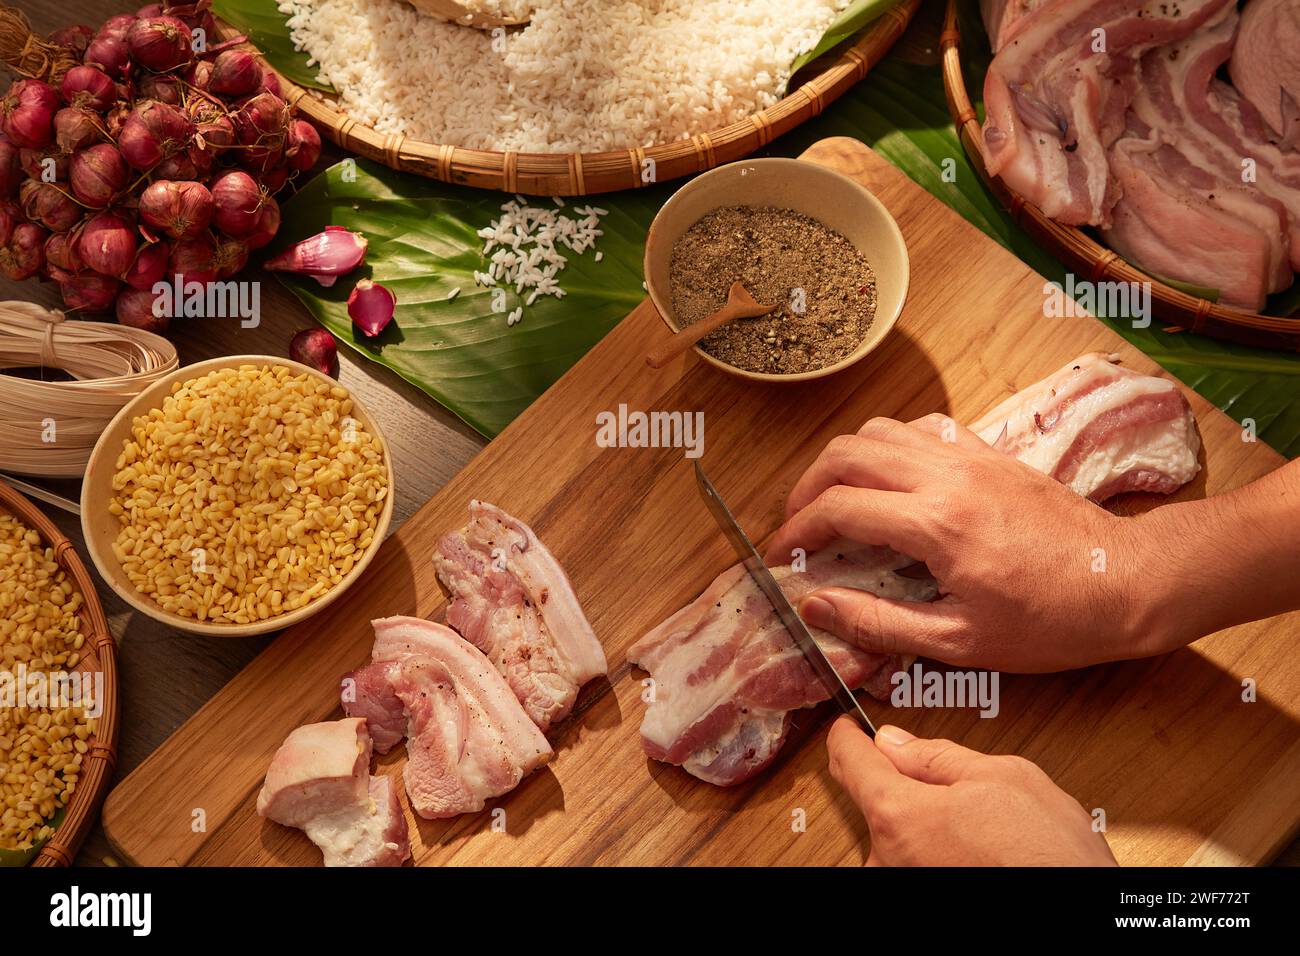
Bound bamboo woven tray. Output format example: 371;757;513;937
0;480;117;867
940;0;1300;351
217;1;919;196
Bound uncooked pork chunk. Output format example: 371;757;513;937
632;354;1201;787
257;717;411;867
344;617;554;818
433;500;608;730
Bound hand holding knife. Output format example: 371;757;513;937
693;461;879;738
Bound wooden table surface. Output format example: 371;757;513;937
2;0;1295;866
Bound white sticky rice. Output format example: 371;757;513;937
277;0;852;151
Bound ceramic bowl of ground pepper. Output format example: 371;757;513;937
644;157;908;382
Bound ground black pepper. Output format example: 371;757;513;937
668;205;877;374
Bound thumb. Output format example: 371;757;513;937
873;725;991;785
799;586;970;662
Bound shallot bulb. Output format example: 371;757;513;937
19;146;69;182
60;66;117;112
213;237;249;279
243;196;280;251
70;143;130;208
119;100;190;170
49;24;95;58
139;179;214;240
0;80;58;150
233;91;289;172
0;222;48;280
289;327;338;377
263;226;367;286
138;73;184;106
169;235;218;285
127;16;193;72
285;119;321;173
116;286;168;332
258;66;283;98
45;231;85;273
124;240;169;290
186;58;215;91
188;98;235;153
79;209;138;277
210;169;264;236
347;279;396;337
55;107;105;153
20;180;81;233
86;14;136;77
261;164;289;195
0;140;20;197
59;273;120;312
209;49;262;97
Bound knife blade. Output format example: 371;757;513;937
693;461;877;737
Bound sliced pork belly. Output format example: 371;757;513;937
1104;132;1288;310
628;548;935;786
981;0;1233;225
633;354;1200;786
1231;0;1300;140
433;500;607;731
1123;9;1300;275
346;617;553;818
257;717;411;867
971;352;1201;501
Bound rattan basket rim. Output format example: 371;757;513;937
0;479;118;868
216;0;920;196
939;0;1300;350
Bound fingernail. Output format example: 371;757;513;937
876;725;915;747
799;596;834;629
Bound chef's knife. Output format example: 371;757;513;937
693;461;877;737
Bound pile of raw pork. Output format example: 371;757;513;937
257;501;607;867
979;0;1300;310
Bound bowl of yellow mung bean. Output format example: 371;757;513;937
80;356;395;638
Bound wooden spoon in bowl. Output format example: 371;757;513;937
646;282;776;369
406;0;530;29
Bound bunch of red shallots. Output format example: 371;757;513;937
0;1;321;331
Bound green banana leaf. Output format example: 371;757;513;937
212;0;333;92
258;0;1300;457
271;161;672;437
791;0;907;75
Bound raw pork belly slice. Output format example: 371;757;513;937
970;352;1201;501
1103;8;1300;303
1231;0;1300;140
433;499;607;730
257;717;411;867
628;548;935;786
980;0;1233;225
632;354;1200;786
344;616;553;818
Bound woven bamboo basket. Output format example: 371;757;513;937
0;479;118;867
940;0;1300;351
217;0;920;196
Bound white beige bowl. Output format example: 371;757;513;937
644;157;909;382
81;355;395;638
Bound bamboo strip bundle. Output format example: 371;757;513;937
0;303;179;477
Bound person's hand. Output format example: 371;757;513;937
764;414;1178;672
828;718;1117;866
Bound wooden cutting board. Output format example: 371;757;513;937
102;138;1300;867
